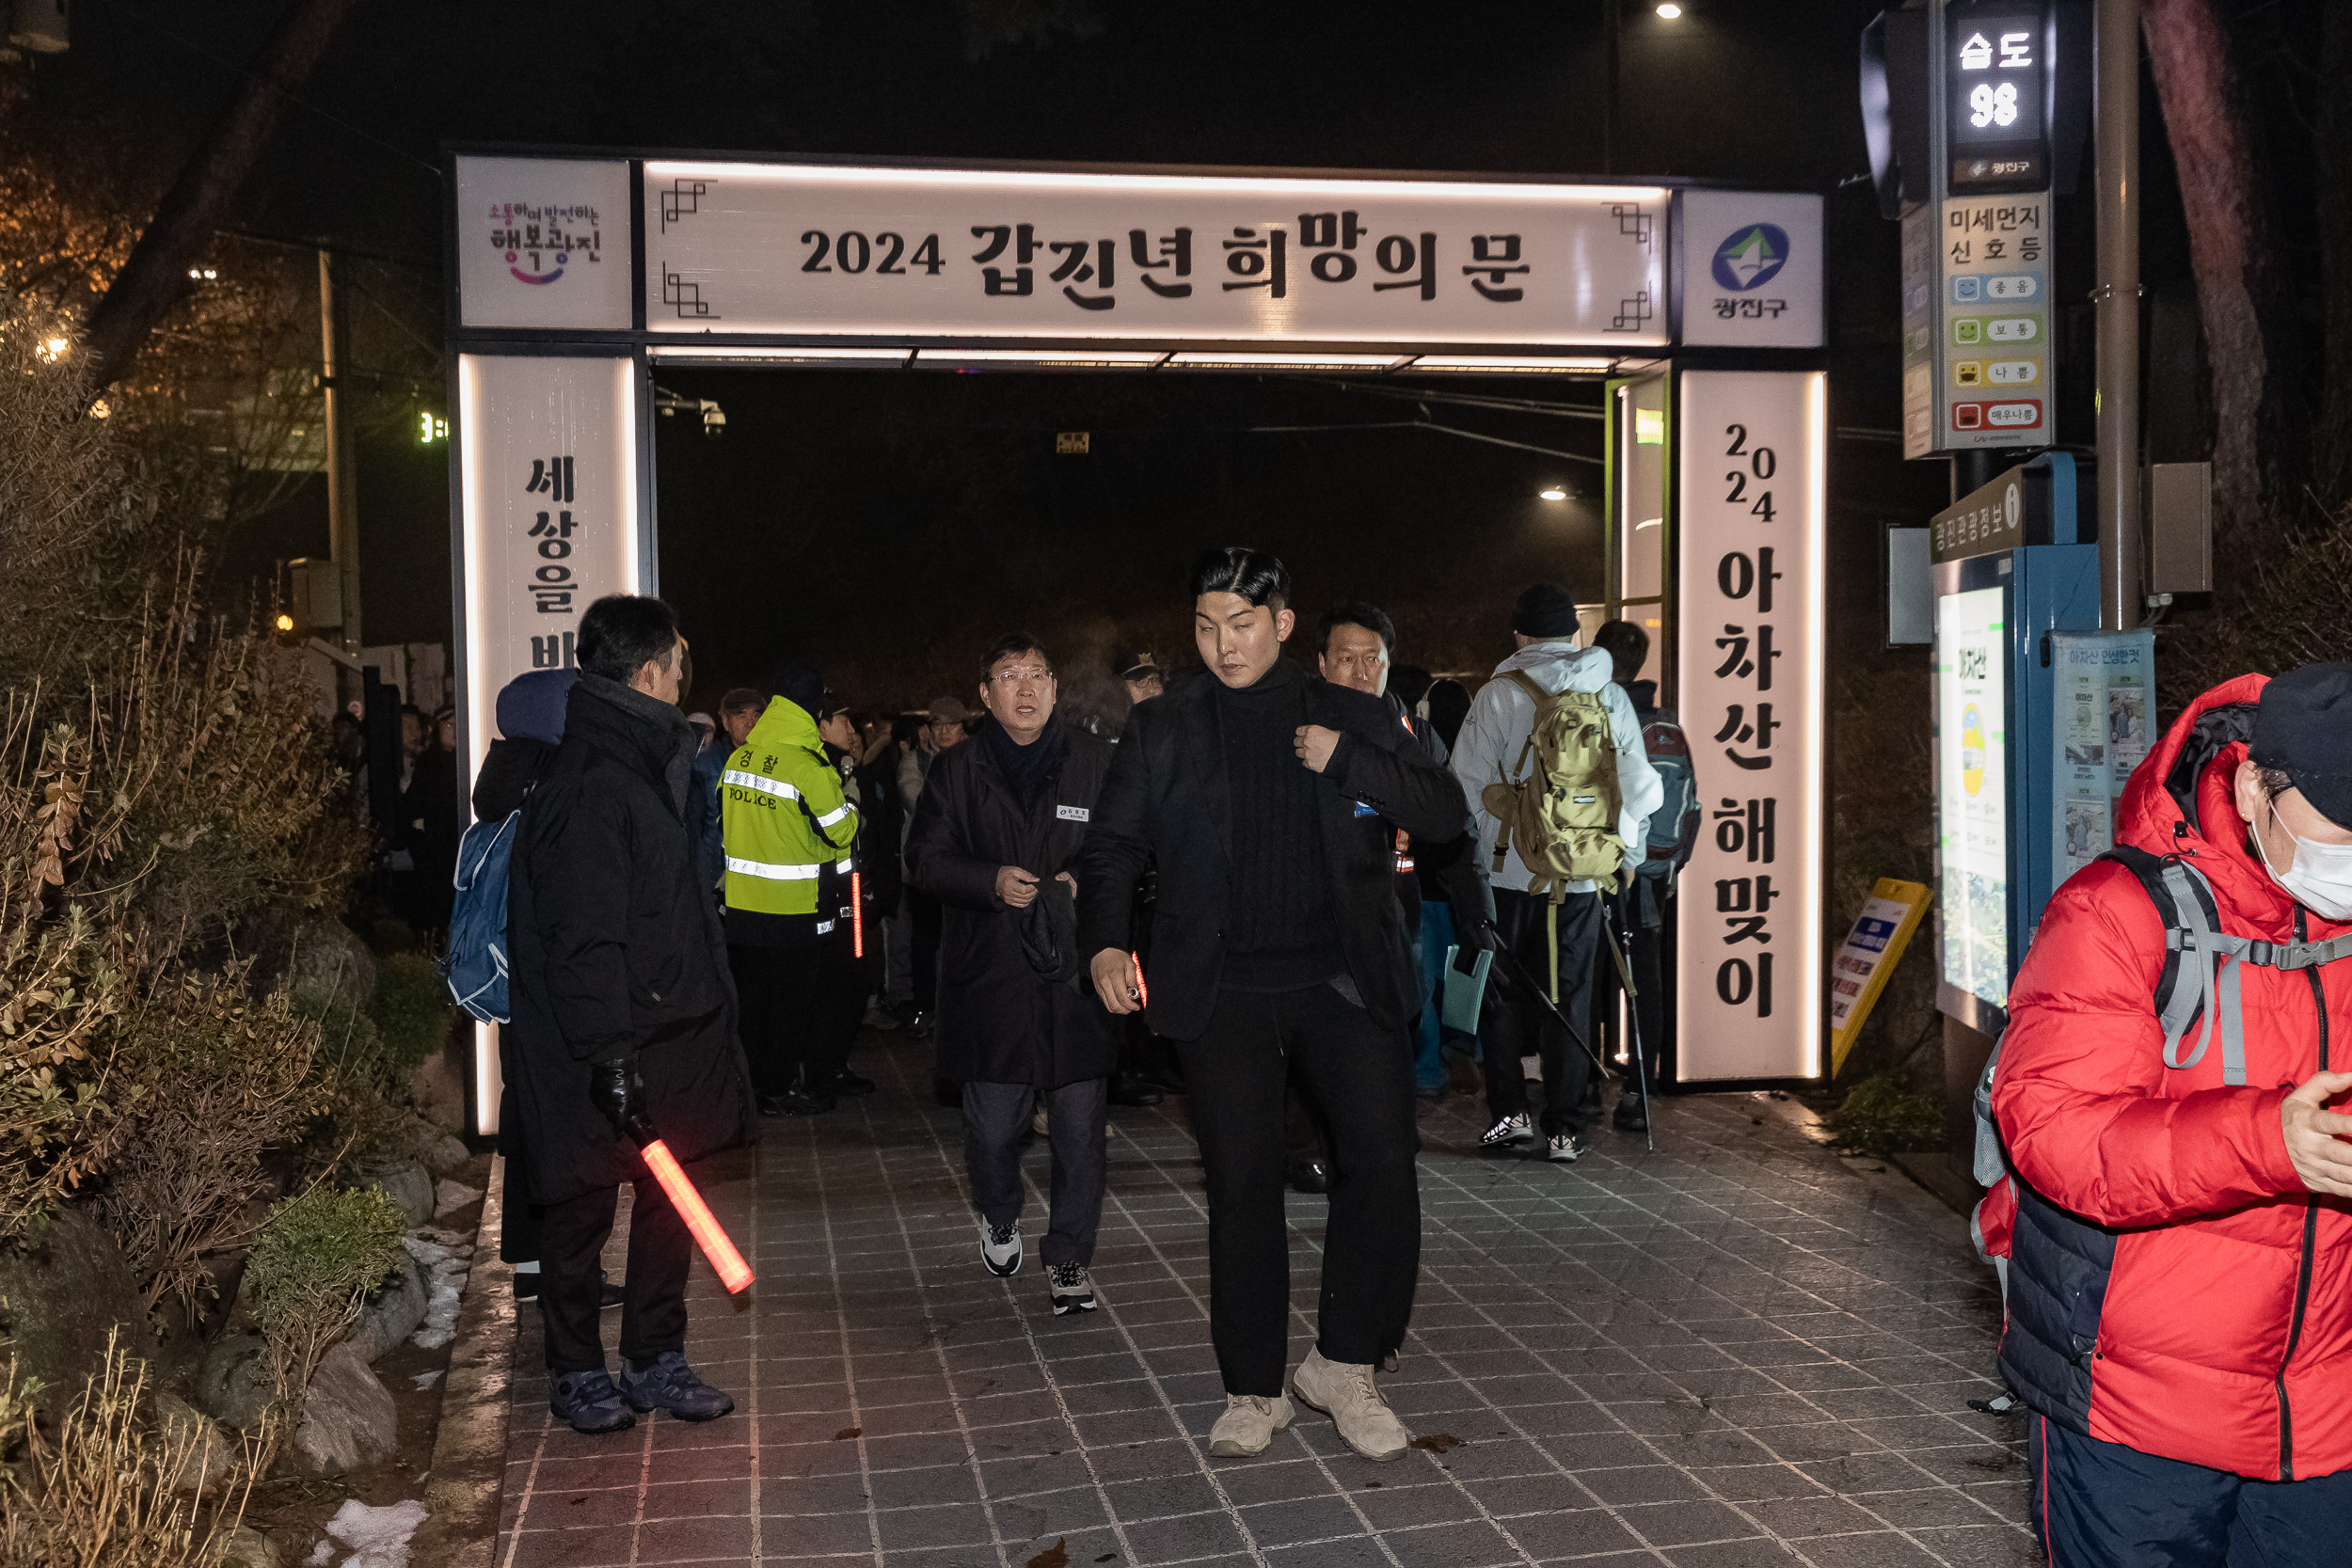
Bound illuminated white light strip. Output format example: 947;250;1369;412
457;354;499;1137
1801;370;1828;1078
1164;352;1408;369
647;345;910;363
644;159;1673;207
915;352;1167;369
1406;356;1618;373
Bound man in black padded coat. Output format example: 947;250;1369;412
1077;547;1479;1464
907;632;1119;1318
508;594;756;1435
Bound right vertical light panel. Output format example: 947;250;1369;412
1673;370;1828;1082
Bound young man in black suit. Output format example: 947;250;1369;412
1077;547;1479;1462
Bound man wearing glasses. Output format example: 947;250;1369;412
906;634;1119;1316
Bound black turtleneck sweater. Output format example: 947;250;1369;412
1216;658;1345;990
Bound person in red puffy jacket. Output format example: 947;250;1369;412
1991;663;2352;1561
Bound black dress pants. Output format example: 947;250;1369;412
538;1170;692;1374
730;940;863;1096
1478;886;1604;1136
1178;982;1420;1397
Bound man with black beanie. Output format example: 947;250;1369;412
1450;583;1661;1164
1982;662;2352;1559
1078;546;1477;1463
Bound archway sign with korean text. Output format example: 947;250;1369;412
447;150;1827;1131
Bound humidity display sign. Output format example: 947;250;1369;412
1937;584;2010;1011
1947;8;2047;193
639;162;1671;347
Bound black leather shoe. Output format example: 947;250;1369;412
829;1069;877;1097
782;1086;836;1116
1107;1073;1164;1108
1287;1160;1330;1195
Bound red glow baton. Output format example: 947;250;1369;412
1131;952;1148;1007
633;1133;755;1294
850;870;865;958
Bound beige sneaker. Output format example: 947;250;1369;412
1206;1392;1295;1457
1291;1347;1410;1461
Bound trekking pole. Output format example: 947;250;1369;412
1470;919;1613;1078
1602;907;1657;1152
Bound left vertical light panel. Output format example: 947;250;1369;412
455;354;642;1135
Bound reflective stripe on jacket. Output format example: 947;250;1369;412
721;696;857;917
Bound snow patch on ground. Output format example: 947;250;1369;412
401;1231;473;1351
316;1497;429;1568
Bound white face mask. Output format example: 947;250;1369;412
2253;799;2352;922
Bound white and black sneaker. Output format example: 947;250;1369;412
1479;1113;1535;1150
1047;1261;1096;1315
1546;1132;1587;1164
980;1219;1022;1276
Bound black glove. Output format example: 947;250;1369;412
592;1054;646;1138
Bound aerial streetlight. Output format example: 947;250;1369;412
1539;486;1570;501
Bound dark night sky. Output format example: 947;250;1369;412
21;0;2216;711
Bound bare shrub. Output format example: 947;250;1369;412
97;974;324;1320
0;1332;255;1568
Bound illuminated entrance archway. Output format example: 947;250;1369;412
447;150;1828;1132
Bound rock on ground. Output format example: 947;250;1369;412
347;1254;431;1364
218;1524;279;1568
319;1497;428;1568
431;1179;482;1220
155;1390;243;1495
292;1342;397;1475
286;921;377;1018
406;1049;468;1134
193;1332;275;1428
0;1205;147;1408
350;1157;434;1228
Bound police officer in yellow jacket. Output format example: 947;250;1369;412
722;665;864;1116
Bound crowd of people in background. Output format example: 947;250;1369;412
469;556;1703;1455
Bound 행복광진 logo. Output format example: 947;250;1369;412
1710;224;1790;293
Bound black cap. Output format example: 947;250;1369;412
1113;646;1160;682
2251;662;2352;829
1511;581;1580;640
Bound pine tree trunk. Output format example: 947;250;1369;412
2315;5;2352;506
76;0;358;401
2141;0;2310;540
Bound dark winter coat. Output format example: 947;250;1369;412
507;674;756;1206
1076;665;1479;1042
905;720;1119;1088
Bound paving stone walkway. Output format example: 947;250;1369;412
495;1034;2034;1568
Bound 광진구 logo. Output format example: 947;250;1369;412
1710;224;1790;293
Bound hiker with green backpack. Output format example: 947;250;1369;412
1450;583;1662;1164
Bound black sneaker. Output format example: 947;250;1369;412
617;1351;735;1421
1479;1114;1535;1150
1106;1072;1164;1108
1613;1094;1650;1132
781;1086;836;1117
1047;1261;1096;1315
549;1369;636;1434
829;1069;878;1097
1546;1132;1588;1164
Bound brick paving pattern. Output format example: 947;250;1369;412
498;1035;2034;1567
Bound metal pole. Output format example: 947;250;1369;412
2093;0;2142;631
1603;0;1621;176
318;247;363;658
